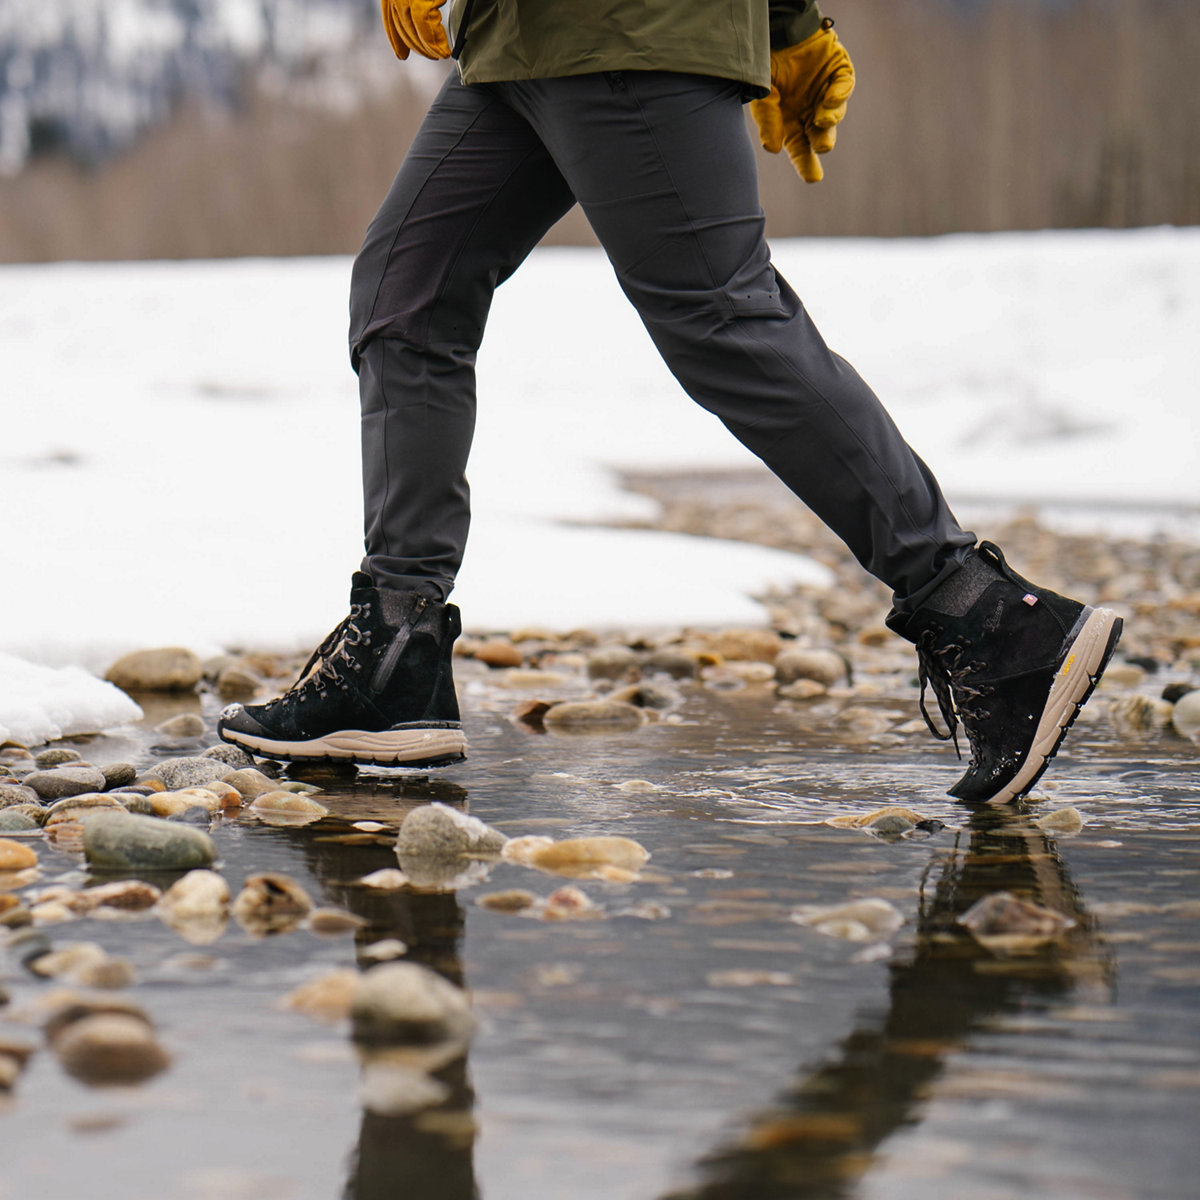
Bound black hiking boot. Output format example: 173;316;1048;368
887;542;1123;803
217;572;466;768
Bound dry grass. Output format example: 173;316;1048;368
0;0;1196;262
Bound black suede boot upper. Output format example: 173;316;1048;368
888;543;1087;802
220;572;461;743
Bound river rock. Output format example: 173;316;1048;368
0;839;38;871
351;961;475;1052
644;647;701;679
702;628;783;663
542;700;645;732
101;762;138;790
222;768;279;799
777;678;828;701
0;810;39;833
774;647;848;688
542;885;598;919
155;713;206;739
0;784;39;808
360;1063;450;1116
105;647;202;692
957;890;1075;955
28;941;110;981
477;889;538;913
609;681;682;711
150;789;221;818
1034;807;1085;835
280;969;359;1023
472;639;524;668
22;766;108;801
34;748;84;768
232;872;313;936
217;663;264;700
1172;689;1200;741
504;835;649;880
399;803;505;860
792;898;904;942
44;793;126;826
53;1013;170;1085
202;744;256;768
585;645;639;681
250;791;329;825
143;757;233;791
82;811;216;871
1109;693;1174;739
156;870;229;944
76;880;162;914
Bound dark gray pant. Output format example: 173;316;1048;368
349;70;974;614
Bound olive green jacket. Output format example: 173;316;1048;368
448;1;824;97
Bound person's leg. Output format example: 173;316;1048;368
218;74;575;767
498;71;1120;802
497;70;974;613
349;73;576;600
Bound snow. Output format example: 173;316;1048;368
1;226;1197;744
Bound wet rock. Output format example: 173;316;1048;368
359;868;409;890
609;680;682;711
777;678;828;701
28;941;110;981
44;793;127;827
351;961;475;1052
34;748;84;768
105;647;203;692
193;780;243;810
360;1063;450;1117
833;706;896;739
155;713;206;739
157;870;229;944
202;744;256;768
957;891;1075;955
472;640;524;668
503;834;649;880
1101;662;1146;688
644;647;701;680
0;783;39;808
496;668;569;689
53;1013;170;1085
774;647;848;688
1109;693;1174;738
1161;682;1196;705
585;645;639;681
216;663;265;701
1171;689;1200;741
231;872;313;936
615;779;659;793
250;791;329;825
396;803;507;863
0;1034;36;1092
222;768;281;800
361;938;409;962
22;766;108;801
703;628;783;663
144;757;233;791
0;810;39;833
82;811;216;871
307;907;367;935
280;969;358;1023
77;958;137;989
542;699;645;732
827;806;925;833
617;899;671;920
513;699;554;732
542;885;598;919
706;969;793;988
100;762;138;790
0;839;38;871
476;889;538;913
1034;807;1085;835
792;898;904;942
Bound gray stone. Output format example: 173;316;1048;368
105;647;203;692
144;757;233;790
34;748;84;768
351;961;475;1050
396;803;507;863
53;1013;170;1086
155;714;206;739
22;766;108;801
644;648;701;679
585;645;639;681
81;811;216;871
0;811;38;833
101;762;138;790
0;784;39;809
201;744;256;768
0;803;45;827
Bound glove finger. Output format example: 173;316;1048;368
783;127;823;183
413;0;452;58
380;0;411;59
808;122;838;156
813;71;855;129
750;88;785;154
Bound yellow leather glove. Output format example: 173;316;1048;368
750;22;855;183
380;0;451;60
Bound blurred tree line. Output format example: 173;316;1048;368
0;0;1196;262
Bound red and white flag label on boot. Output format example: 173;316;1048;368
1023;593;1039;606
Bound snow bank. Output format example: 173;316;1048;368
0;227;1196;739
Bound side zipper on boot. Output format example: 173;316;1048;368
368;596;429;695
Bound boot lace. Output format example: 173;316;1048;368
914;630;991;762
268;602;374;707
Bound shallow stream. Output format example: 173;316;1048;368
3;678;1199;1200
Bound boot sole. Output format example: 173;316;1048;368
982;606;1123;804
219;723;467;769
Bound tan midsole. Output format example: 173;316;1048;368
991;607;1119;803
225;726;466;763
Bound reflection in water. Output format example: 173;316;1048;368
663;807;1110;1200
292;777;481;1200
